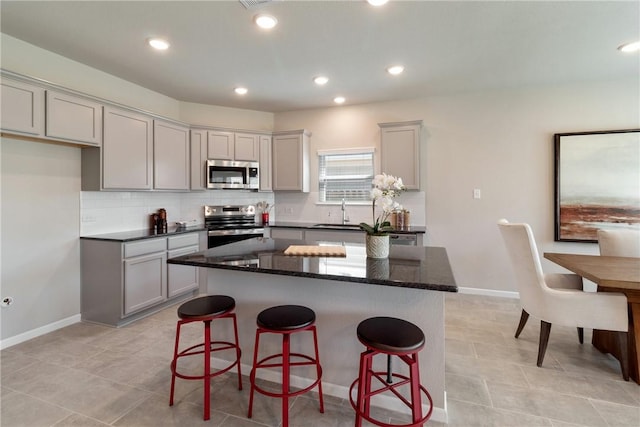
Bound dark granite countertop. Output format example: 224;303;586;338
167;237;456;292
269;221;426;234
80;225;207;242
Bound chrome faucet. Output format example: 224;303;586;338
341;198;349;224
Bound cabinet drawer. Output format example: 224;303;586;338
168;233;199;250
124;238;166;258
270;228;305;240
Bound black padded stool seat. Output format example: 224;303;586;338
357;316;425;354
350;316;432;427
257;304;315;330
248;304;324;427
178;295;235;320
169;295;242;421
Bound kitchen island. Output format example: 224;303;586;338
167;237;456;422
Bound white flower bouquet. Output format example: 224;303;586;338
359;173;406;235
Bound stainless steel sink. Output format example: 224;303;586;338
312;223;362;229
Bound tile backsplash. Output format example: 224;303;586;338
80;191;275;235
80;190;425;236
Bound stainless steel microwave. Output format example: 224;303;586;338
206;160;259;190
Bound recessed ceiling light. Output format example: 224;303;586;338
313;76;329;86
254;14;278;29
148;38;170;50
618;40;640;53
367;0;389;6
334;96;346;104
386;65;404;75
235;87;248;95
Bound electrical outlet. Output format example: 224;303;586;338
285;207;293;214
1;296;14;307
473;189;481;199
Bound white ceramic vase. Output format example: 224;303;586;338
366;234;390;259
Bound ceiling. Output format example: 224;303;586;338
1;1;638;113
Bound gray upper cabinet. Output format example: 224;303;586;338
208;130;235;159
45;90;102;146
272;130;310;192
379;120;423;190
208;130;259;162
259;134;273;191
153;120;190;191
102;106;153;190
0;78;45;137
234;132;260;161
190;129;208;191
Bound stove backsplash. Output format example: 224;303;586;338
80;190;275;235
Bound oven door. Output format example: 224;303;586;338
208;228;264;248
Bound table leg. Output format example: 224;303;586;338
630;302;640;382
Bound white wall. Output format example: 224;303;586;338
1;138;81;340
274;79;640;292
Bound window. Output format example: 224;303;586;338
318;149;374;203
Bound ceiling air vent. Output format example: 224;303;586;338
239;0;274;10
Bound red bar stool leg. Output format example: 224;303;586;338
203;319;211;421
409;353;422;425
282;333;291;427
169;320;182;406
311;326;324;413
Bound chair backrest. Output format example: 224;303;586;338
497;219;547;316
597;229;640;257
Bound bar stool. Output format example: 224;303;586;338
248;304;324;427
349;316;433;427
169;295;242;421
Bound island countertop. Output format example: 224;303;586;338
269;221;426;234
166;237;457;293
80;225;206;242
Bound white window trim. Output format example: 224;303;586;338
316;147;375;156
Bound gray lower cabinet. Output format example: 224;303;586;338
123;250;167;315
81;232;201;326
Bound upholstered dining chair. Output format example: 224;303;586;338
597;228;640;258
497;219;629;379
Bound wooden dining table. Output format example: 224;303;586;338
544;252;640;383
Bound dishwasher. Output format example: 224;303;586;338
389;233;417;246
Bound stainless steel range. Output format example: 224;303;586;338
204;205;264;248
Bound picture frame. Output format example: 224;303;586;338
554;129;640;242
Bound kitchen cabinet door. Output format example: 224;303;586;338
272;130;310;192
123;251;167;315
259;134;272;191
208;130;234;160
234;132;259;161
167;246;199;298
46;90;102;146
102;107;153;190
379;121;422;190
154;120;190;190
0;78;44;136
190;129;208;191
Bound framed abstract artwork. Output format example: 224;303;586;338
554;129;640;242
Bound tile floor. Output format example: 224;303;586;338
1;293;638;426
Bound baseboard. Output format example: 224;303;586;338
210;358;449;424
457;286;519;299
0;314;81;350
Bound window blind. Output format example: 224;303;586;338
318;151;374;202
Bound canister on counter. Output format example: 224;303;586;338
389;211;398;229
396;210;405;230
397;210;411;230
403;210;411;229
